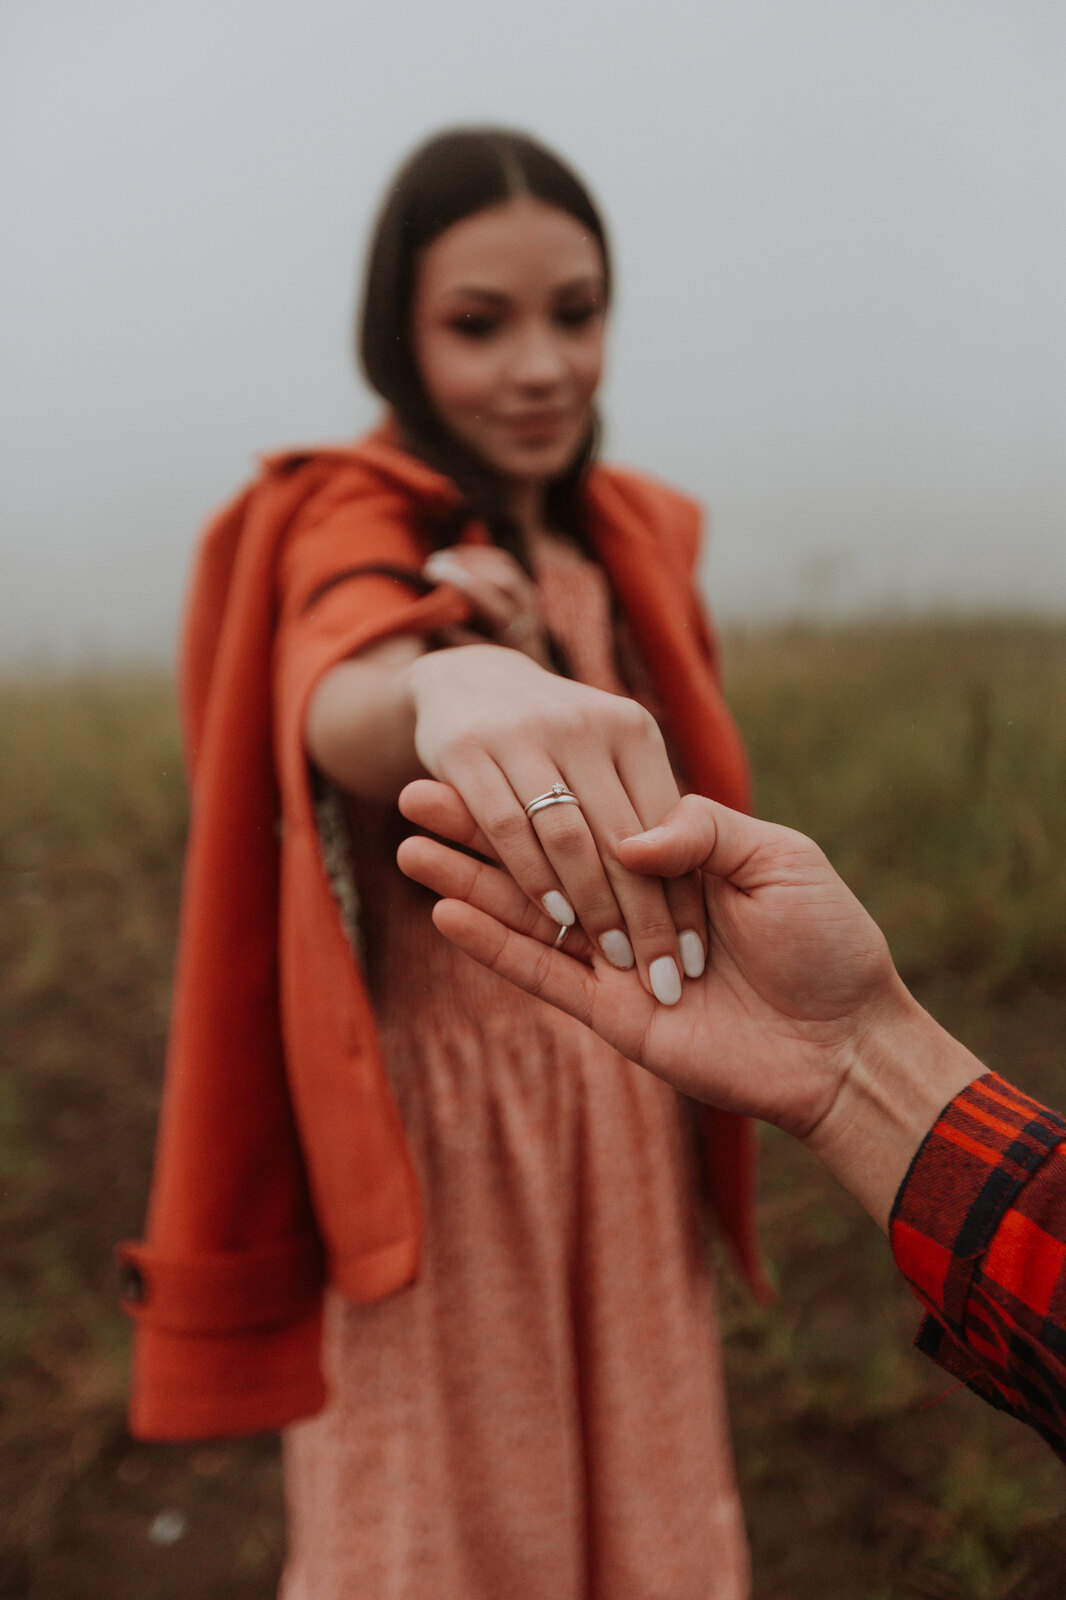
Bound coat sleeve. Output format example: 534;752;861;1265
273;479;472;713
270;479;477;826
117;469;473;1442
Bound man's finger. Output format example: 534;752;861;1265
618;795;786;885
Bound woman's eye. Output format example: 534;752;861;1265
554;303;602;330
449;313;500;339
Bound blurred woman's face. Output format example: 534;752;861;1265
411;196;607;491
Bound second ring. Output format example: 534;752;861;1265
524;781;581;820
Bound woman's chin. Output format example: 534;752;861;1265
488;433;587;484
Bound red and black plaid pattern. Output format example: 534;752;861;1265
890;1071;1066;1462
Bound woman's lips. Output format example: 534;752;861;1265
501;412;571;443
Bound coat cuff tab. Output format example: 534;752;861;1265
115;1235;323;1334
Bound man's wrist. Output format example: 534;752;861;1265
804;978;985;1232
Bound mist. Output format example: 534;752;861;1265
2;0;1063;663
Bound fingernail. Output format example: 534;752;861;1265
423;552;471;589
649;956;682;1006
598;929;635;970
679;930;705;979
542;890;575;926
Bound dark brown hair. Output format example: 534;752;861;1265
357;126;611;558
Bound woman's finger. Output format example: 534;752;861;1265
494;742;691;1003
399;772;637;976
398;779;498;860
501;757;644;975
427;545;537;604
539;716;689;1002
663;873;708;978
436;749;615;937
612;725;708;972
397;834;596;962
558;779;682;1003
430;899;611;1031
424;551;544;658
424;551;513;628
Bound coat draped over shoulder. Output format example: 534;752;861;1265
118;429;768;1441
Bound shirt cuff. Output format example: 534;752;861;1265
890;1071;1066;1329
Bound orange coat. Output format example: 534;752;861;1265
118;429;768;1441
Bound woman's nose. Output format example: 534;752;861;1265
508;324;567;387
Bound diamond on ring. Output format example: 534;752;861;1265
524;782;581;819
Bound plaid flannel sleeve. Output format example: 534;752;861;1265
890;1071;1066;1463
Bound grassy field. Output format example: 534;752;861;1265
2;620;1066;1598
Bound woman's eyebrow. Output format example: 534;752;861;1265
441;286;511;304
553;274;607;296
440;274;606;304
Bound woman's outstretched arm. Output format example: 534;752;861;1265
305;624;708;1003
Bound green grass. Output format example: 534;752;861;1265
2;624;1066;1597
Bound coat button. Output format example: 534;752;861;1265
119;1261;147;1305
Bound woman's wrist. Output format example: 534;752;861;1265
803;979;985;1232
406;640;547;705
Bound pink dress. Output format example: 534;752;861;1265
280;547;750;1599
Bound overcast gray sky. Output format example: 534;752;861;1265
2;0;1064;663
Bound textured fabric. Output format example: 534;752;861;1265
891;1071;1066;1461
119;426;764;1440
280;551;750;1598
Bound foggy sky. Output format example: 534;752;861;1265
2;0;1064;664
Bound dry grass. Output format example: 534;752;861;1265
725;618;1066;996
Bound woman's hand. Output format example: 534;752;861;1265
423;547;551;667
401;645;707;1004
308;636;706;1001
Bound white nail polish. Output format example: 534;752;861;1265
679;930;705;979
542;890;575;926
649;956;682;1006
423;553;472;590
599;929;635;970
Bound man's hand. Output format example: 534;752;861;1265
397;784;984;1228
398;786;896;1138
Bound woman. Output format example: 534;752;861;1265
120;128;763;1599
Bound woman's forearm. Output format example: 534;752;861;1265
305;634;428;803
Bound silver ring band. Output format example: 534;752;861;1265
553;923;570;949
525;782;581;819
